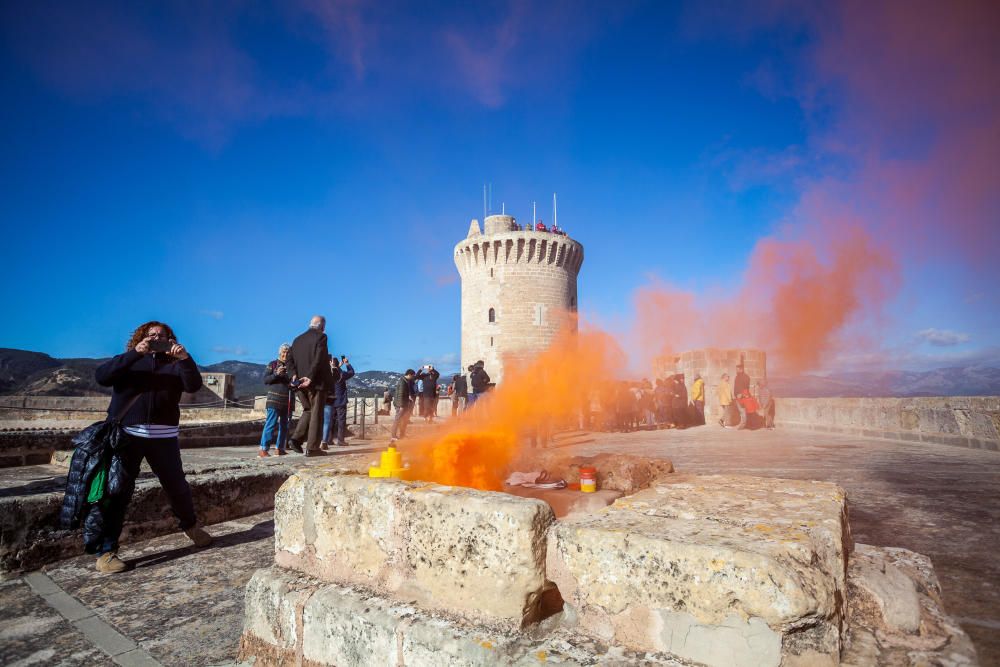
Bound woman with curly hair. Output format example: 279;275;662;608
91;320;212;573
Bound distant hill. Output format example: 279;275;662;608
2;348;999;398
769;366;1000;398
0;348;110;396
0;349;405;399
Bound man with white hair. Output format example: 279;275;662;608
287;315;332;456
259;343;293;457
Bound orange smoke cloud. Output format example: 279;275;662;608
630;223;898;375
745;224;897;372
405;324;623;490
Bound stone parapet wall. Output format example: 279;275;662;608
777;396;1000;451
0;419;266;468
0;396;262;423
0;465;288;574
548;474;851;665
274;470;556;629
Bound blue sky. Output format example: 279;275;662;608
1;1;997;374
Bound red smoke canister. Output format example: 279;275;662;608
579;466;597;493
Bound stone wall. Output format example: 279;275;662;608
776;396;1000;450
455;216;583;385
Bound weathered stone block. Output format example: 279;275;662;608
238;567;317;666
242;567;313;650
241;566;689;666
273;469;555;627
546;474;851;666
842;544;978;666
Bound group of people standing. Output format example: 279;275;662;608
716;363;775;430
389;360;491;441
258;315;355;457
598;373;706;432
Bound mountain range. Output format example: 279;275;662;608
2;348;999;399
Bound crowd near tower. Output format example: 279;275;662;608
454;214;584;384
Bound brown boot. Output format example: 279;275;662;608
184;525;213;548
95;552;132;574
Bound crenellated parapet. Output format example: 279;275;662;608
453;229;584;277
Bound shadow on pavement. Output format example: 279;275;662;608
130;518;274;570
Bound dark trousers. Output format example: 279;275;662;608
98;435;197;554
292;388;328;450
334;405;348;443
693;400;705;425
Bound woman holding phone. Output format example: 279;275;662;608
90;320;212;573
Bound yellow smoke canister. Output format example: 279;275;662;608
369;446;408;479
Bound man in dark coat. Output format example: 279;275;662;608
287;315;333;456
671;374;689;429
467;361;491;408
451;373;468;415
734;363;751;430
391;369;417;441
417;364;440;422
329;356;355;447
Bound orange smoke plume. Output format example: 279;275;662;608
405;323;623;490
630;223;897;375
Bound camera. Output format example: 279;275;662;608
149;339;174;353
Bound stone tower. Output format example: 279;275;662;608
454;214;584;385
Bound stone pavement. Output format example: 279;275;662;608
1;427;997;665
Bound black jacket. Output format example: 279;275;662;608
95;350;203;426
470;367;491;393
452;375;468;397
60;418;136;552
330;363;354;407
264;360;292;411
734;371;751;398
288;329;332;390
417;368;440;397
393;376;415;409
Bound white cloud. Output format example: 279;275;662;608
915;328;971;347
200;309;225;320
421;352;460;368
212;345;249;357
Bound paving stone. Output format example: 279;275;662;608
0;579;111;666
113;648;163;667
43;590;96;621
45;513;276;666
23;570;60;595
73;616;137;656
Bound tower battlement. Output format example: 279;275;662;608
454;216;584;384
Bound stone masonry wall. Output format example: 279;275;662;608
777;395;1000;450
455;215;583;385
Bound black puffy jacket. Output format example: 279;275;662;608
59;420;134;536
